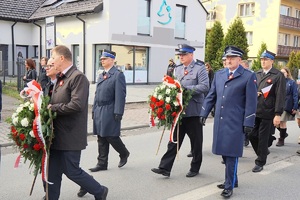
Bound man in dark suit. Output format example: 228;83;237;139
47;45;108;200
151;44;209;178
249;50;286;173
0;79;2;122
200;46;257;198
89;49;130;172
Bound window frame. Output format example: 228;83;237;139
238;3;255;17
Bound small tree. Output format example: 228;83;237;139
286;51;300;79
251;42;267;72
205;21;224;72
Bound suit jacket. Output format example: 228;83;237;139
93;66;126;137
256;67;286;119
200;66;257;157
174;60;209;117
50;66;89;150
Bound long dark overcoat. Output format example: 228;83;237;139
200;66;257;157
93;66;126;137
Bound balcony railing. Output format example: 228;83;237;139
279;15;300;29
277;45;300;57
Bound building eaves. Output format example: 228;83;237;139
0;0;46;22
29;0;103;20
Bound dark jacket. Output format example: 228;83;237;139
38;67;50;92
93;66;126;137
284;78;298;114
166;62;176;77
0;80;2;112
200;66;257;157
50;66;89;150
256;68;286;119
24;69;37;87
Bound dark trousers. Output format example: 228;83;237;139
159;117;203;172
97;136;129;167
222;156;238;190
48;150;104;200
249;117;273;166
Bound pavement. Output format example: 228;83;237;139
0;84;157;148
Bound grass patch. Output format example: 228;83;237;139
2;82;22;100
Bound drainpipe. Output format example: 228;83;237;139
11;21;17;77
33;21;42;58
76;15;86;75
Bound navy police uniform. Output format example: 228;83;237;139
90;50;130;172
249;50;286;169
200;46;257;196
152;44;209;177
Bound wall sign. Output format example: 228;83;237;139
157;0;172;25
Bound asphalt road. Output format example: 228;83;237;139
1;121;300;200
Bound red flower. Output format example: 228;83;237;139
155;102;160;107
165;104;171;110
19;133;26;141
59;80;64;86
171;112;177;117
184;70;188;75
159;99;164;106
163;75;175;84
23;144;29;149
33;143;41;151
11;126;18;137
150;103;155;109
151;96;157;103
157;107;164;114
103;75;107;80
267;79;272;83
161;115;166;120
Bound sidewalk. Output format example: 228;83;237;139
0;84;157;147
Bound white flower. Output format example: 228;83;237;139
165;97;171;103
12;113;17;119
29;130;35;138
155;87;159;92
173;101;179;106
16;106;23;113
13;117;19;125
21;118;29;127
29;103;34;111
153;92;157;98
158;95;163;100
166;88;171;94
25;101;30;107
160;84;166;89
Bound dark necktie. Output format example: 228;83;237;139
49;83;54;97
228;72;233;79
102;71;106;76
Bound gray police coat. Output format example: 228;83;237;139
93;66;126;137
175;60;209;117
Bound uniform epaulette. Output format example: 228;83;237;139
176;63;183;67
196;59;205;65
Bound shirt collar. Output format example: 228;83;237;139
62;65;73;75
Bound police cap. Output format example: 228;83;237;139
224;45;244;57
176;44;195;55
100;49;116;59
260;50;276;60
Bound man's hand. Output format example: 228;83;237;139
114;114;122;121
273;115;281;127
47;104;52;109
243;126;253;134
199;117;206;126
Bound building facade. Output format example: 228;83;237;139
202;0;300;67
0;0;207;85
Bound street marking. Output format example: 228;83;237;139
167;182;221;200
259;160;293;175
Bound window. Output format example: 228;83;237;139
33;46;39;58
294;36;300;47
137;0;151;35
296;9;300;18
72;45;79;69
246;32;253;45
207;11;216;20
280;5;291;16
239;3;255;17
175;5;186;39
278;33;290;46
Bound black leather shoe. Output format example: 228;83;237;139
220;189;233;198
252;165;263;173
118;152;130;168
186;171;199;177
89;165;107;172
95;186;108;200
151;168;170;177
77;187;88;197
217;183;238;189
221;160;225;164
244;139;249;147
187;151;193;157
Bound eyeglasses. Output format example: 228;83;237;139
45;65;54;69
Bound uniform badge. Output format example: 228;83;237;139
103;75;107;80
184;70;188;75
59;80;64;86
267;79;272;83
228;74;234;80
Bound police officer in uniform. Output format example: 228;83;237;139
151;44;209;177
249;50;286;172
89;49;130;172
200;46;257;198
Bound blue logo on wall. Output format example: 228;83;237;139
157;0;172;25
